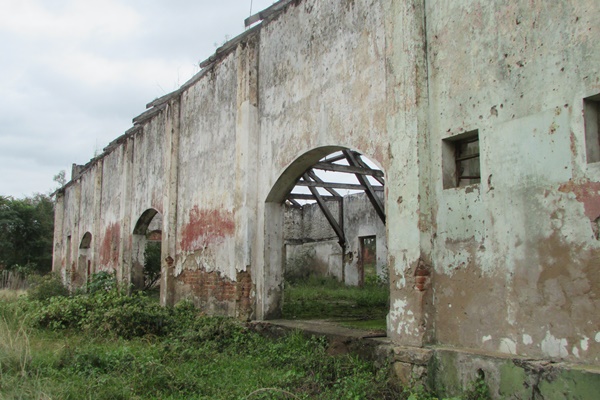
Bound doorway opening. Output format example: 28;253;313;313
74;232;92;288
132;209;163;294
358;235;377;287
263;147;388;334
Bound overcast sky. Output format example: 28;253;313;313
0;0;275;198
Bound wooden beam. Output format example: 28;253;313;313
321;152;347;163
287;193;337;201
304;174;346;248
343;150;386;224
296;181;383;191
286;198;302;208
306;169;342;197
312;162;384;178
353;156;385;185
199;25;261;69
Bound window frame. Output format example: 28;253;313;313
442;130;481;189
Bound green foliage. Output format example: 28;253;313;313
85;271;117;294
283;275;389;330
0;194;54;274
143;241;161;290
0;294;498;400
30;289;171;338
1;291;404;399
464;372;491;400
27;273;69;302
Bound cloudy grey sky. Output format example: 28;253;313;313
0;0;275;198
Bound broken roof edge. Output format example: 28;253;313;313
199;0;297;69
53;125;144;197
132;1;300;127
145;24;265;110
56;0;300;198
198;23;262;69
244;0;295;28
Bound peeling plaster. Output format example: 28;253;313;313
541;331;569;358
499;338;517;355
389;298;418;337
581;337;589;351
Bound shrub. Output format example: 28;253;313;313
86;271;117;294
81;290;171;339
30;289;172;339
143;242;161;290
27;273;69;302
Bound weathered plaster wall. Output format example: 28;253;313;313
282;193;387;285
426;0;600;364
284;202;341;280
173;53;239;312
131;115;166;218
343;192;387;285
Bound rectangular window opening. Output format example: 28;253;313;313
443;130;481;189
584;94;600;164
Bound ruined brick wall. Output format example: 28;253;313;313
52;0;600;369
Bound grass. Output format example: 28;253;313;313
282;276;389;331
0;288;402;400
0;288;26;300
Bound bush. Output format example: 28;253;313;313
30;289;172;338
27;274;69;302
86;271;117;294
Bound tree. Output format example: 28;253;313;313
0;194;54;274
53;170;66;188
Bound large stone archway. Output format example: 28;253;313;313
131;209;163;290
259;146;390;322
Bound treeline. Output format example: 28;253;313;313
0;194;54;274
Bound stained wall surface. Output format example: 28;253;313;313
426;0;600;364
53;0;600;372
283;193;386;284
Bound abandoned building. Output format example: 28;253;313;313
53;0;600;396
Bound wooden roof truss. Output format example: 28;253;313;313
285;151;385;249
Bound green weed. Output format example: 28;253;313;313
0;289;404;399
282;275;389;330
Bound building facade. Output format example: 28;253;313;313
53;0;600;395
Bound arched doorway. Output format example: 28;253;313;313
131;209;163;291
262;147;388;332
74;232;92;288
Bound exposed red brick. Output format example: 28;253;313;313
177;266;254;320
179;206;235;251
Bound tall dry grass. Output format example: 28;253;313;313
0;306;31;377
0;289;26;300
